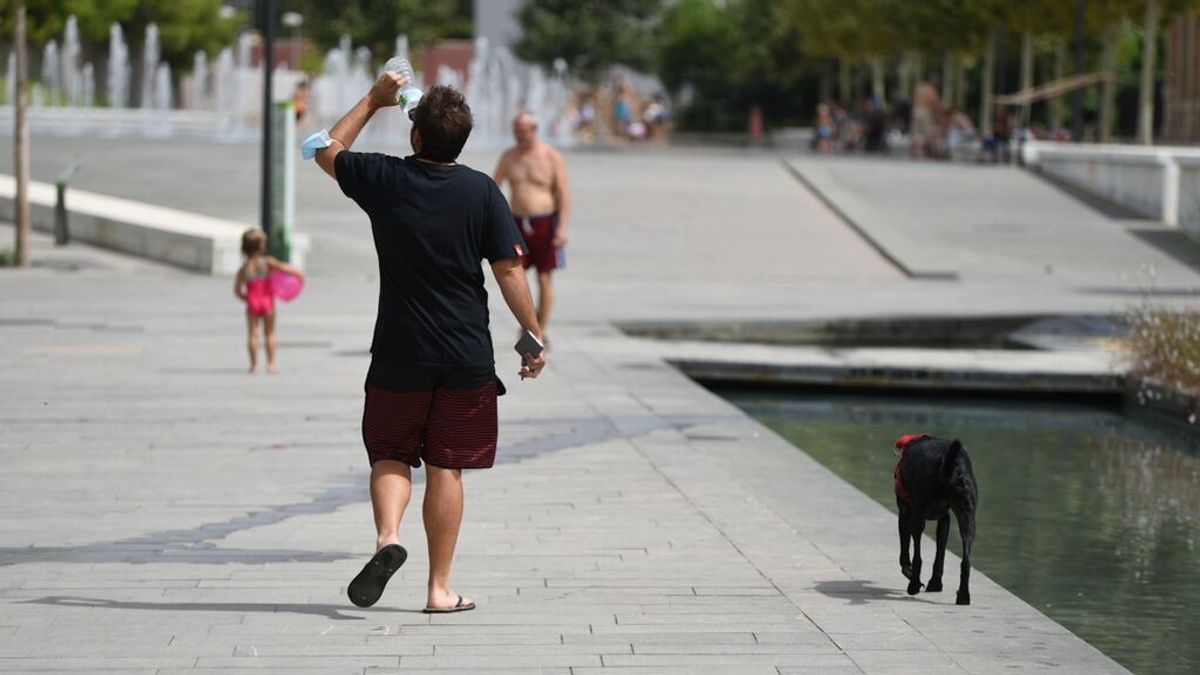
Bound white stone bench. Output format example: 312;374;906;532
0;174;307;274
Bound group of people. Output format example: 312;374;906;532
813;99;889;154
236;71;572;612
573;76;670;144
812;82;1029;164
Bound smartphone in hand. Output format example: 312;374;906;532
514;329;544;358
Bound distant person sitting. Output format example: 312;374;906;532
643;95;668;142
910;83;942;159
814;103;834;154
986;106;1013;164
862;97;887;153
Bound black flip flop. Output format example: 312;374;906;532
423;594;476;614
347;544;407;608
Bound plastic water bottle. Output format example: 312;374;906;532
383;57;423;114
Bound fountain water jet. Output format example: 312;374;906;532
108;23;130;108
141;23;160;109
41;40;60;104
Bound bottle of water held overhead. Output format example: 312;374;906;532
383;57;423;115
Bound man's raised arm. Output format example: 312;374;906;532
313;72;406;179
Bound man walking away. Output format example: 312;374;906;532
493;112;571;344
311;72;545;613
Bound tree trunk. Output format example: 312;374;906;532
838;58;852;106
1071;0;1085;141
955;57;969;110
13;0;30;268
1050;39;1066;133
942;52;955;108
981;31;996;137
1019;32;1034;129
1099;24;1119;143
910;51;923;97
819;62;832;103
870;57;885;107
1137;0;1159;144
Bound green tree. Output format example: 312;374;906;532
657;0;816;131
0;0;137;45
289;0;472;66
0;0;240;75
514;0;663;82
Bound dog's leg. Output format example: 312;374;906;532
898;512;913;579
906;518;925;595
926;515;950;593
954;506;975;605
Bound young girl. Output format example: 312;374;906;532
234;228;304;374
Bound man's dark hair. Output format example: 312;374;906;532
413;85;473;162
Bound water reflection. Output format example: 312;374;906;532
722;389;1199;675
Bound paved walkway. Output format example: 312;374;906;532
0;143;1163;673
787;156;1200;287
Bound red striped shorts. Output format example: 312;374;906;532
361;363;503;469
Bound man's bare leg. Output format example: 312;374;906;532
370;460;412;551
246;311;260;373
424;464;472;609
264;312;279;373
536;271;554;340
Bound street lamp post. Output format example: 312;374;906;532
260;0;275;238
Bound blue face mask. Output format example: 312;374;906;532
300;129;333;160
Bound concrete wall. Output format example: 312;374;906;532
1181;157;1200;242
1023;142;1200;229
0;175;307;274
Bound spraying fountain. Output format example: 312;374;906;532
6;16;574;144
108;23;130;108
141;24;160;110
80;63;94;107
192;51;209;109
41;40;59;105
63;16;81;107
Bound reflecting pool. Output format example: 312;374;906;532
722;389;1199;675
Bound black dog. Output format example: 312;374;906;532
894;434;978;605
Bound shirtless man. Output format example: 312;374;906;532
493;112;571;340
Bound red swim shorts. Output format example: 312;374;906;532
361;363;504;469
516;212;564;273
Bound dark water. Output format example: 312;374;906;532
722;389;1200;675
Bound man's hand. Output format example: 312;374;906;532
520;351;546;380
367;72;408;110
553;227;569;248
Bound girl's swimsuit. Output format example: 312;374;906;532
245;259;274;317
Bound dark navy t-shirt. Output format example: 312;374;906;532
335;151;524;369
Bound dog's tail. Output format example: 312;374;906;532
942;439;963;483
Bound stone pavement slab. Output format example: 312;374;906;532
0;264;1129;673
